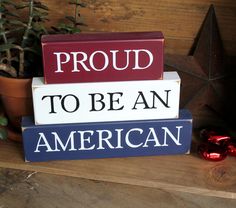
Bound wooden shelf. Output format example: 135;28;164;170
0;139;235;200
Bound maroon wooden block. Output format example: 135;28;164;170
41;31;164;84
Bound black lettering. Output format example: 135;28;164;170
61;94;80;113
107;92;124;111
150;90;170;108
132;91;150;110
89;93;106;111
42;95;62;114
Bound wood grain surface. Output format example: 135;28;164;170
1;1;235;206
0;167;235;208
40;0;236;55
0;139;235;200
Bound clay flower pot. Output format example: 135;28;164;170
0;76;33;142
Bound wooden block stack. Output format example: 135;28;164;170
21;32;193;162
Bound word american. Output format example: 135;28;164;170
34;126;183;153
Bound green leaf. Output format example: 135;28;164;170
0;128;8;140
0;43;21;52
32;23;48;35
75;22;87;26
65;16;76;24
68;0;78;4
71;27;81;33
15;3;29;10
32;10;48;17
33;6;48;13
27;29;37;37
24;47;41;55
57;23;70;28
34;3;49;11
51;26;59;32
39;16;49;22
69;0;86;7
8;19;27;27
2;0;18;6
0;117;8;126
7;27;24;34
5;11;19;18
0;30;7;36
0;7;6;13
0;43;15;51
0;19;7;24
7;37;17;43
78;3;86;7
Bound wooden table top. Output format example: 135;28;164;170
0;137;235;207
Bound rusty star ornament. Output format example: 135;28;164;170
165;5;235;129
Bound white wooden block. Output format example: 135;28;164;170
32;71;180;125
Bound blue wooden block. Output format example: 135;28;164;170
22;109;192;162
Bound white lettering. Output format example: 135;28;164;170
143;128;161;147
97;129;114;150
89;51;109;71
54;52;70;73
52;131;77;152
34;133;54;153
53;49;154;73
78;130;95;150
115;129;124;149
133;49;153;70
125;128;143;148
162;126;183;146
71;51;90;72
111;50;131;70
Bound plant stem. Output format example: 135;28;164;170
21;0;34;48
19;0;34;77
0;0;12;65
18;46;24;77
74;0;79;28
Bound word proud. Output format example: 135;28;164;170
41;31;164;83
53;49;154;73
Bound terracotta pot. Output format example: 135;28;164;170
0;76;33;142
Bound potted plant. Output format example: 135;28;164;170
0;0;86;141
0;0;48;141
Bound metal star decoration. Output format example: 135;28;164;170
165;5;234;129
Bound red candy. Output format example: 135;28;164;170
198;127;235;162
207;135;230;146
200;128;230;144
198;143;228;161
